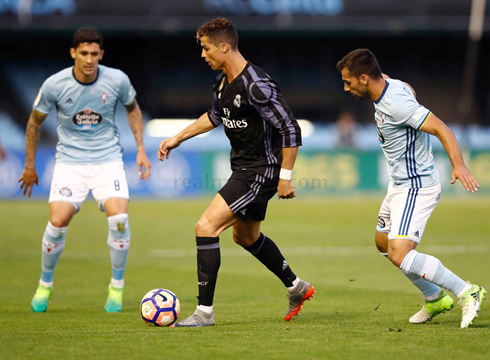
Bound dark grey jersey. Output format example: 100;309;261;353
207;62;302;179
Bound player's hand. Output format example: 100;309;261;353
136;150;151;181
17;167;39;198
158;137;181;161
277;179;296;200
451;164;479;193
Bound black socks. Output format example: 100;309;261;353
244;233;296;287
196;236;221;306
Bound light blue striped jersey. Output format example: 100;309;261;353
33;65;136;164
374;79;439;188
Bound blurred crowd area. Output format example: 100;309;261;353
0;0;489;152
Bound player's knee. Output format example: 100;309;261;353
388;252;405;268
232;233;252;247
107;214;130;250
195;216;218;237
49;216;71;228
375;242;387;253
232;233;241;245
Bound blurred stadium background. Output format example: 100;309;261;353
0;0;489;198
1;3;490;358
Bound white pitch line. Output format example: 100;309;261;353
146;245;489;259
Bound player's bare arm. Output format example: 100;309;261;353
277;146;299;200
158;112;214;161
420;114;479;192
126;99;151;180
18;110;47;197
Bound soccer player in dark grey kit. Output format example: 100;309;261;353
158;18;314;327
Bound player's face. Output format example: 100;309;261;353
70;42;104;79
341;67;369;100
200;36;225;71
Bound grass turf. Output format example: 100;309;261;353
0;197;489;359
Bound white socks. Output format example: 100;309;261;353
400;250;469;297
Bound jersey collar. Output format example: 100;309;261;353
72;66;100;86
225;61;250;86
374;80;389;104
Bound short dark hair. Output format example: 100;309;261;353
196;18;238;50
336;49;382;79
72;27;103;50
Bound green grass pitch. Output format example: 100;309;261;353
0;196;489;359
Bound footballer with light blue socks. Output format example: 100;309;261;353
19;27;151;313
337;49;486;328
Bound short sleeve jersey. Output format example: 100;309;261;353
374;79;439;188
207;62;302;179
33;65;136;164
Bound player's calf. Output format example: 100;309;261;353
106;214;130;311
32;221;67;312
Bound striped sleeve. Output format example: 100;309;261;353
207;91;222;127
207;75;224;127
248;80;302;147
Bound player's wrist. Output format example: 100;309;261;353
279;168;292;181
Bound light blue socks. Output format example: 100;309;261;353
382;252;440;299
107;214;130;284
400;250;469;297
41;221;67;284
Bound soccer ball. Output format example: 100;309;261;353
140;289;180;326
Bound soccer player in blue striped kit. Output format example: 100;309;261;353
18;27;151;313
337;49;485;328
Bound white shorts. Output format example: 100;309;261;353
49;161;129;212
376;182;441;243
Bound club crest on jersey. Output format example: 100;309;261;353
101;92;108;104
380;113;386;124
72;108;103;129
233;94;241;108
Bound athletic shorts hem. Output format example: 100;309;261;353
99;196;130;212
48;199;81;213
388;235;420;244
218;170;277;222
